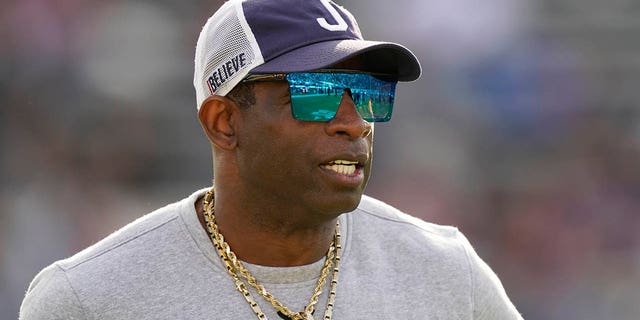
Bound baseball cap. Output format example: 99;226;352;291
193;0;421;110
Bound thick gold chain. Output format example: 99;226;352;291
202;189;340;320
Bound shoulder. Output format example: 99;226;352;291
350;196;523;318
354;195;461;240
349;195;469;267
341;196;473;312
20;263;86;319
58;196;187;272
20;191;202;319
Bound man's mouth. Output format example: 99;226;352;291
321;160;360;176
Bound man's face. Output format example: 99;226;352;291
234;79;374;218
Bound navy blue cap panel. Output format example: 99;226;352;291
242;0;362;60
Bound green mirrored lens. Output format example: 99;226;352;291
286;72;396;122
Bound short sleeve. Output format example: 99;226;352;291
456;231;524;320
20;263;88;320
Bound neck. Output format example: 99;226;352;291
196;195;338;267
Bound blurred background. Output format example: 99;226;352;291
2;0;640;318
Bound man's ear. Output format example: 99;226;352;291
198;96;239;150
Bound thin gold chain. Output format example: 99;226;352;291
202;188;340;320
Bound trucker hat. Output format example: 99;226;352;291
193;0;421;110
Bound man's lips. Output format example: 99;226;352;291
319;152;368;178
321;159;361;176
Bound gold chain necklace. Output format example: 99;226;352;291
202;189;341;320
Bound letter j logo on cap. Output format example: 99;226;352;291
317;0;348;31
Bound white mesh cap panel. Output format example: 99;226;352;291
194;0;263;110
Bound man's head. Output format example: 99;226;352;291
194;0;421;218
193;0;420;109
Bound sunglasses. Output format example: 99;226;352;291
243;71;398;122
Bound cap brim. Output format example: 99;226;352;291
251;39;421;81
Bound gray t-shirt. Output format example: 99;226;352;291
20;189;523;319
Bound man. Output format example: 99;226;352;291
20;0;523;319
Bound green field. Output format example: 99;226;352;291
292;93;392;121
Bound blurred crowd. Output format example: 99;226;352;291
2;0;640;319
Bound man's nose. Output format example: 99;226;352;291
325;89;373;139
